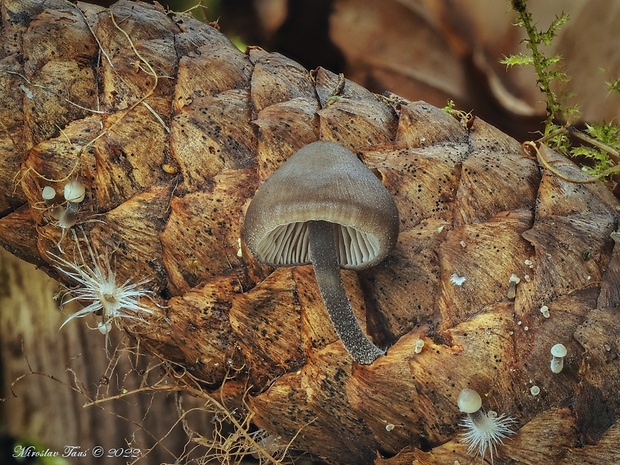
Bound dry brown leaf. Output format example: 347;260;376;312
330;0;620;136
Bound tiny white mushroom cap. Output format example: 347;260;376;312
550;343;567;374
42;186;56;200
457;388;483;414
551;343;567;358
64;179;86;203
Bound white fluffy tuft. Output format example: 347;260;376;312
50;232;155;334
460;410;516;464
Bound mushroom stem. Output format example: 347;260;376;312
308;220;385;364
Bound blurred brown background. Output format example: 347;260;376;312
172;0;620;140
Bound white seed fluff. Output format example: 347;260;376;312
460;410;516;464
450;273;466;286
50;233;154;332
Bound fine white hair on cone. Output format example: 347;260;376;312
49;230;155;336
460;410;516;464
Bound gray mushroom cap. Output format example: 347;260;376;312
243;141;399;269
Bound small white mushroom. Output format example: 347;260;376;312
457;388;482;414
236;237;243;258
457;388;516;462
539;305;550;318
64;179;86;203
42;186;56;201
414;339;425;354
42;185;58;208
550;343;567;374
507;274;520;299
530;385;540;396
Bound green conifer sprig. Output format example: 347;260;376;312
501;2;572;140
502;0;620;178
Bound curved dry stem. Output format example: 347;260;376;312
308;220;384;365
522;140;617;184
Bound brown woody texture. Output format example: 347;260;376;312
1;1;620;464
0;249;200;463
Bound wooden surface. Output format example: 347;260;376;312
0;248;207;463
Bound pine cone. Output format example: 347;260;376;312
1;1;619;464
